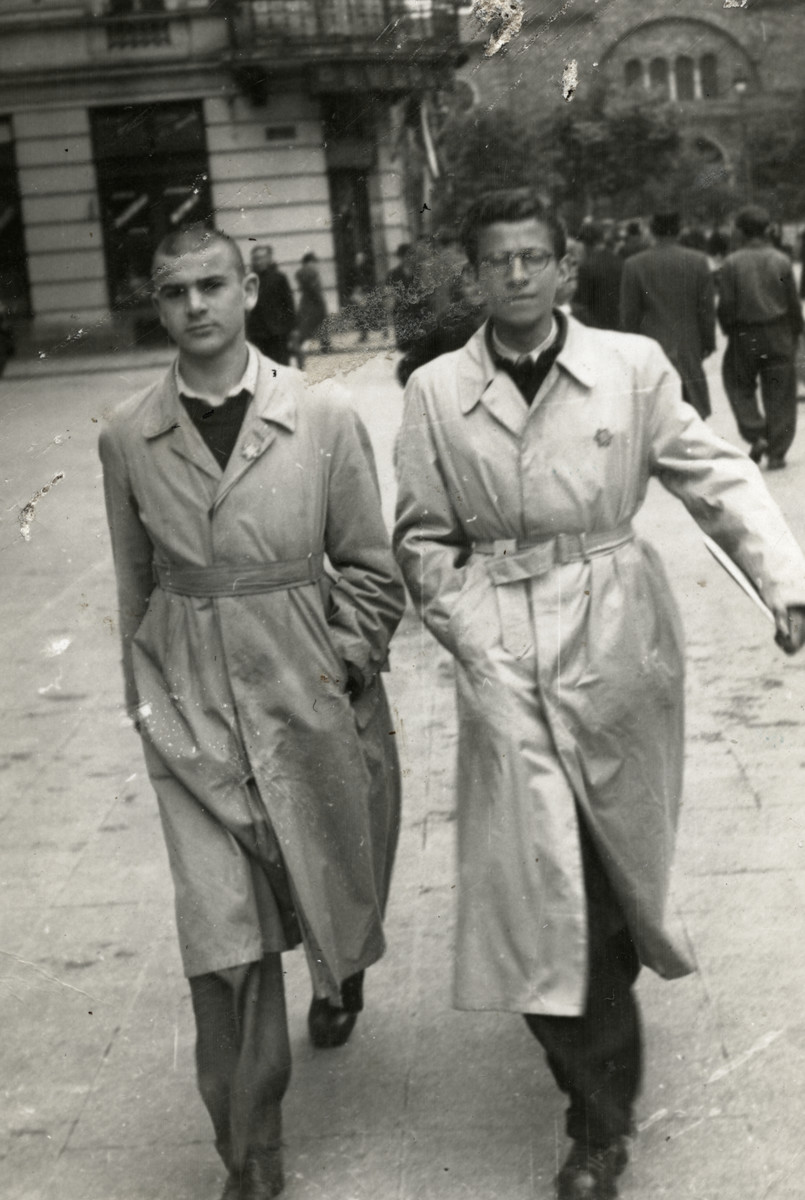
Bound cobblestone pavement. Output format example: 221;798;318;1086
1;342;804;1199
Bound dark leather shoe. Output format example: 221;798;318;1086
556;1138;629;1200
240;1148;284;1199
307;996;358;1048
749;437;769;464
308;971;364;1048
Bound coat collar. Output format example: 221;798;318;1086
142;353;296;440
458;312;597;421
140;354;298;503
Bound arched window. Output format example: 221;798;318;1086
675;56;695;101
624;58;642;89
649;57;669;97
701;53;719;99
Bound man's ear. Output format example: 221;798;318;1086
243;272;259;312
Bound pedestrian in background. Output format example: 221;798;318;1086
572;220;623;330
618;219;648;261
386;242;422;352
718;204;803;470
99;225;405;1200
295;250;330;353
245;245;297;365
620;211;716;418
394;188;805;1200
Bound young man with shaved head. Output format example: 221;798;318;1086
394;189;805;1200
99;225;405;1199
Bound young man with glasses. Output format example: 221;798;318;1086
394;190;805;1200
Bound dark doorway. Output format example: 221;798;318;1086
0;119;31;318
327;168;374;305
91;102;212;336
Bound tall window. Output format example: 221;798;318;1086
649;57;669;97
700;53;719;99
624;58;642;90
676;56;695;101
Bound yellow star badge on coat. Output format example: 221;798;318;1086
594;428;613;448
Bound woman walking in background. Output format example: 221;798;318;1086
296;252;331;354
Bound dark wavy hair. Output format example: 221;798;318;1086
460;190;567;267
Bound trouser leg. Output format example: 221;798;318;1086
190;953;291;1172
722;330;766;445
757;323;797;461
524;821;642;1147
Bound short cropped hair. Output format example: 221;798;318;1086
734;205;770;239
151;223;245;281
460;190;567;266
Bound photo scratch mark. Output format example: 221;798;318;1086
636;1108;669;1132
472;0;524;57
707;1030;783;1084
0;949;96;1001
562;60;578;101
19;471;65;542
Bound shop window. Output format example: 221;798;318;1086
0;118;31;318
91;102;212;314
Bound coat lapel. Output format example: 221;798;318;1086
142;369;221;482
212;358;297;511
457;323;529;439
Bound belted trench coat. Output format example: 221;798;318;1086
394;316;805;1016
100;354;405;995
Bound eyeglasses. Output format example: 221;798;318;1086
480;249;556;274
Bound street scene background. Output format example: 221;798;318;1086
2;331;804;1200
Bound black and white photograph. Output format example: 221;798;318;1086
2;2;805;1198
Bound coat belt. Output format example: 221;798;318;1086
471;523;634;586
153;552;324;597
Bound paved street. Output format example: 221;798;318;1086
1;341;804;1200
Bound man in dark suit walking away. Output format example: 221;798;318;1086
572;222;623;331
620;212;716;419
245;245;297;365
717;205;804;470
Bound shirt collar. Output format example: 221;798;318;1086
490;316;558;365
175;343;259;404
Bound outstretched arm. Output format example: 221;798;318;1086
642;343;805;652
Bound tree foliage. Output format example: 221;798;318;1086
434;87;683;234
744;92;805;219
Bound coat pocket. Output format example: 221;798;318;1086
446;560;501;662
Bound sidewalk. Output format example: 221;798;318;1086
0;329;393;381
1;349;804;1199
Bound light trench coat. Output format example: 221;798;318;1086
394;316;805;1016
100;354;405;996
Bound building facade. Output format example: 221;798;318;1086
454;0;804;217
0;0;460;344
